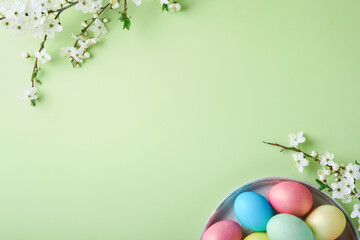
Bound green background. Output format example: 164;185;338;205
1;0;360;239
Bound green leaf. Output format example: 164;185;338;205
315;178;328;191
162;3;169;11
30;100;36;106
315;178;323;186
118;13;126;21
355;160;360;165
118;12;131;30
124;19;131;30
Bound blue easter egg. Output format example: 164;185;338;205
234;191;274;231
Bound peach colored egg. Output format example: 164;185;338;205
202;220;242;240
305;205;346;240
268;181;313;217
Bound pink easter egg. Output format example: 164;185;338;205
202;220;243;240
268;181;313;217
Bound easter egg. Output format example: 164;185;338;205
267;214;314;240
244;232;270;240
305;205;346;240
234;191;274;231
268;181;313;217
201;220;242;240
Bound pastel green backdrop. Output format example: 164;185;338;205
1;0;360;239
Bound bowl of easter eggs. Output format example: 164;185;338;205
201;177;359;240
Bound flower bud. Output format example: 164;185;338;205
84;52;90;58
22;51;30;58
102;18;108;23
81;21;87;28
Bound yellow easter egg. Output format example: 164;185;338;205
305;205;346;240
244;232;270;240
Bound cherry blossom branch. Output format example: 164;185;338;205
2;0;182;105
0;1;78;21
31;35;47;88
30;3;77;96
73;3;110;48
264;133;360;230
263;141;315;159
48;1;78;14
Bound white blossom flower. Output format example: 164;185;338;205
69;47;86;62
317;167;330;181
332;163;340;171
19;87;38;102
29;11;45;27
61;46;75;57
345;163;360;180
62;37;98;63
44;19;62;38
341;177;355;190
12;23;27;35
319;152;335;166
76;0;102;13
5;1;26;20
292;152;309;173
109;0;120;9
331;182;350;199
88;18;107;37
132;0;142;6
288;132;305;148
34;48;51;64
78;38;99;48
1;18;11;29
311;151;318;157
168;2;181;11
351;203;360;218
342;194;353;203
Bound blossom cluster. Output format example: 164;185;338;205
0;0;182;106
267;132;360;231
0;0;65;37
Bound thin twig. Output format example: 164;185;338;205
48;1;78;14
73;3;110;47
124;0;128;11
0;1;78;21
263;141;314;158
30;2;77;87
